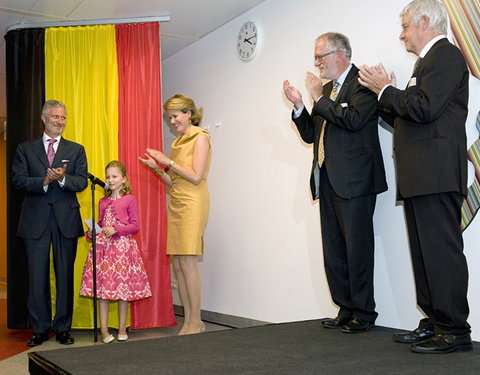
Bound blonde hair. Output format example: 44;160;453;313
104;160;131;197
164;94;203;126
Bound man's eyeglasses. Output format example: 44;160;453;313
314;50;337;62
48;114;66;121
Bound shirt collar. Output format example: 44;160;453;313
43;133;62;143
333;64;352;87
418;35;446;58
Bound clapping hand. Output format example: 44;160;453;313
358;63;396;94
283;80;303;110
306;72;324;101
146;148;169;166
138;153;159;170
44;164;67;184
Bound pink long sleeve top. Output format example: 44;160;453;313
86;194;140;240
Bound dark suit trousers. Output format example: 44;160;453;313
24;209;78;334
403;192;470;335
319;166;377;323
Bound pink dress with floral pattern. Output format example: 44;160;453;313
80;196;152;301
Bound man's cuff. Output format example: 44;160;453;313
293;104;305;118
378;84;391;99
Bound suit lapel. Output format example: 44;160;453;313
412;39;447;77
325;81;334;100
53;137;68;167
35;136;68;168
335;64;358;102
33;138;50;169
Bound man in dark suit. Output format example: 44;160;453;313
359;0;472;353
12;100;88;346
283;32;387;333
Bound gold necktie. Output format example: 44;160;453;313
318;81;340;166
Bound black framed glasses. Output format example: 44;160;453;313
314;50;337;62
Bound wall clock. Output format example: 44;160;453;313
237;21;259;61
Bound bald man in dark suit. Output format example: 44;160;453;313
359;0;471;354
12;100;88;346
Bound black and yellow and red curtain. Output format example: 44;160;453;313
6;22;176;329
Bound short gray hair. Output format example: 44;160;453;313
316;32;352;61
401;0;448;35
42;100;66;115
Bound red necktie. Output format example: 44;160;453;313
47;139;57;166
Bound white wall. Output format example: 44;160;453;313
162;0;480;340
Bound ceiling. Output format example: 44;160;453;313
0;0;267;119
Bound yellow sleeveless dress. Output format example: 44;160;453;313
167;125;211;255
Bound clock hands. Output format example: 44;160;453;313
243;36;256;44
238;22;258;60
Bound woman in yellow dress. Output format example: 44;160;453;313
139;94;211;335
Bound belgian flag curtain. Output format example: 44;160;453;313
6;28;46;329
6;22;176;329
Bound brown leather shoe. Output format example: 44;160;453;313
393;328;434;344
410;333;472;354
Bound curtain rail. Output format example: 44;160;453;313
6;16;170;32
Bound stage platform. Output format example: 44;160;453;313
28;320;480;375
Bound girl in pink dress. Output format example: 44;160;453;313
80;160;151;343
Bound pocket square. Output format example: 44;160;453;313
407;77;417;87
340;103;348;108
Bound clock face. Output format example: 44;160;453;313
237;21;258;61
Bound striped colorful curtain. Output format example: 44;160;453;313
7;22;175;329
442;0;480;230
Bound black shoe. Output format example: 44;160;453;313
56;331;75;345
320;315;351;329
27;333;49;346
410;333;472;354
341;317;374;333
393;327;434;344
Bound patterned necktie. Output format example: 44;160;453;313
47;138;57;166
330;81;340;101
318;81;340;166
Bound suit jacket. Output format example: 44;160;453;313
12;136;88;239
379;38;468;199
293;64;387;199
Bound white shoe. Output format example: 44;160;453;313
117;334;128;342
102;334;115;344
